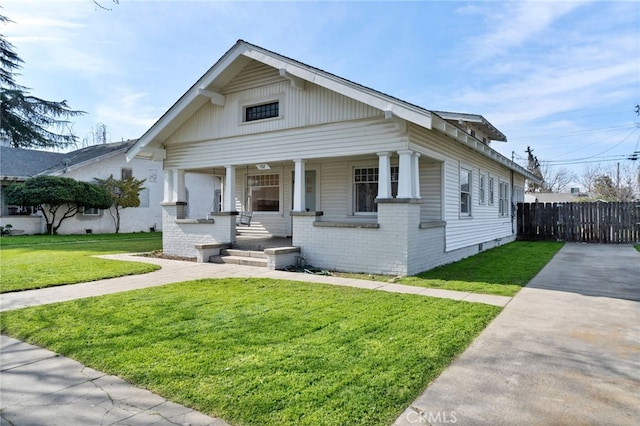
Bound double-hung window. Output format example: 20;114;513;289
488;176;495;206
479;174;486;205
499;181;510;216
460;169;471;216
354;166;398;213
248;174;280;212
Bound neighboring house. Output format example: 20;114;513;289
127;40;540;275
0;140;191;234
524;189;591;203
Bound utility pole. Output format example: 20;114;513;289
617;162;620;201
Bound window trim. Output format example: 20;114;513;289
82;206;100;216
498;180;510;217
488;176;495;206
460;167;472;218
352;164;399;215
239;94;284;125
479;172;486;205
246;172;282;214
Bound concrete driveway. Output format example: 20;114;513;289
395;243;640;425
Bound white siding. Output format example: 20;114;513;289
409;123;515;251
166;60;383;145
164;117;407;169
419;160;442;221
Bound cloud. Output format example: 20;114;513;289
464;1;587;63
94;88;163;140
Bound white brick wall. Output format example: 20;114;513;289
162;204;236;258
293;202;516;276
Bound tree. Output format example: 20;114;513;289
525;146;544;192
4;175;112;234
580;163;639;201
0;14;85;149
95;174;146;233
539;164;576;193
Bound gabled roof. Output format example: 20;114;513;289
0;146;65;180
126;40;538;182
0;140;136;181
432;111;507;142
41;140;136;175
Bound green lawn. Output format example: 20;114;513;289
337;241;564;297
0;278;500;426
0;233;163;293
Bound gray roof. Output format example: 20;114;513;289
0;146;65;179
1;140;137;180
41;140;136;175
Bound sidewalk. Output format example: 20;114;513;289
394;243;640;425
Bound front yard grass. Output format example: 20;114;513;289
0;233;162;293
337;241;564;297
0;278;500;426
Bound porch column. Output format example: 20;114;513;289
412;152;421;199
293;159;306;211
224;165;236;212
173;169;186;203
163;169;174;202
397;150;414;198
377;152;392;199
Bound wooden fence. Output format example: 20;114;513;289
516;202;640;243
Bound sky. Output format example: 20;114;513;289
2;0;639;188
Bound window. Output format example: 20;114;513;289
460;169;471;216
121;168;133;180
245;101;279;122
488;176;495;205
479;174;486;205
499;181;510;216
354;166;398;213
83;207;100;216
248;174;280;212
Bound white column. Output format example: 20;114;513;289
412;152;421;199
174;169;186;203
163;169;174;202
224;165;236;212
293;159;306;211
397;150;414;198
376;152;392;199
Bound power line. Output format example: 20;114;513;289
514;124;635;140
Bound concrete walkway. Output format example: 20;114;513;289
394;243;640;425
0;253;510;312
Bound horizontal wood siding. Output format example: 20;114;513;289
318;160;350;217
221;60;285;93
420;160;442;221
164;118;407;169
409;124;516;251
166;60;383;145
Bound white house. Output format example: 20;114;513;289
0;141;218;234
127;40;539;275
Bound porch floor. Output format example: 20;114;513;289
233;235;293;251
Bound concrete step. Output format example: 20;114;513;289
220;249;267;258
209;254;268;267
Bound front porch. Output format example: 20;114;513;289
160;148;448;275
